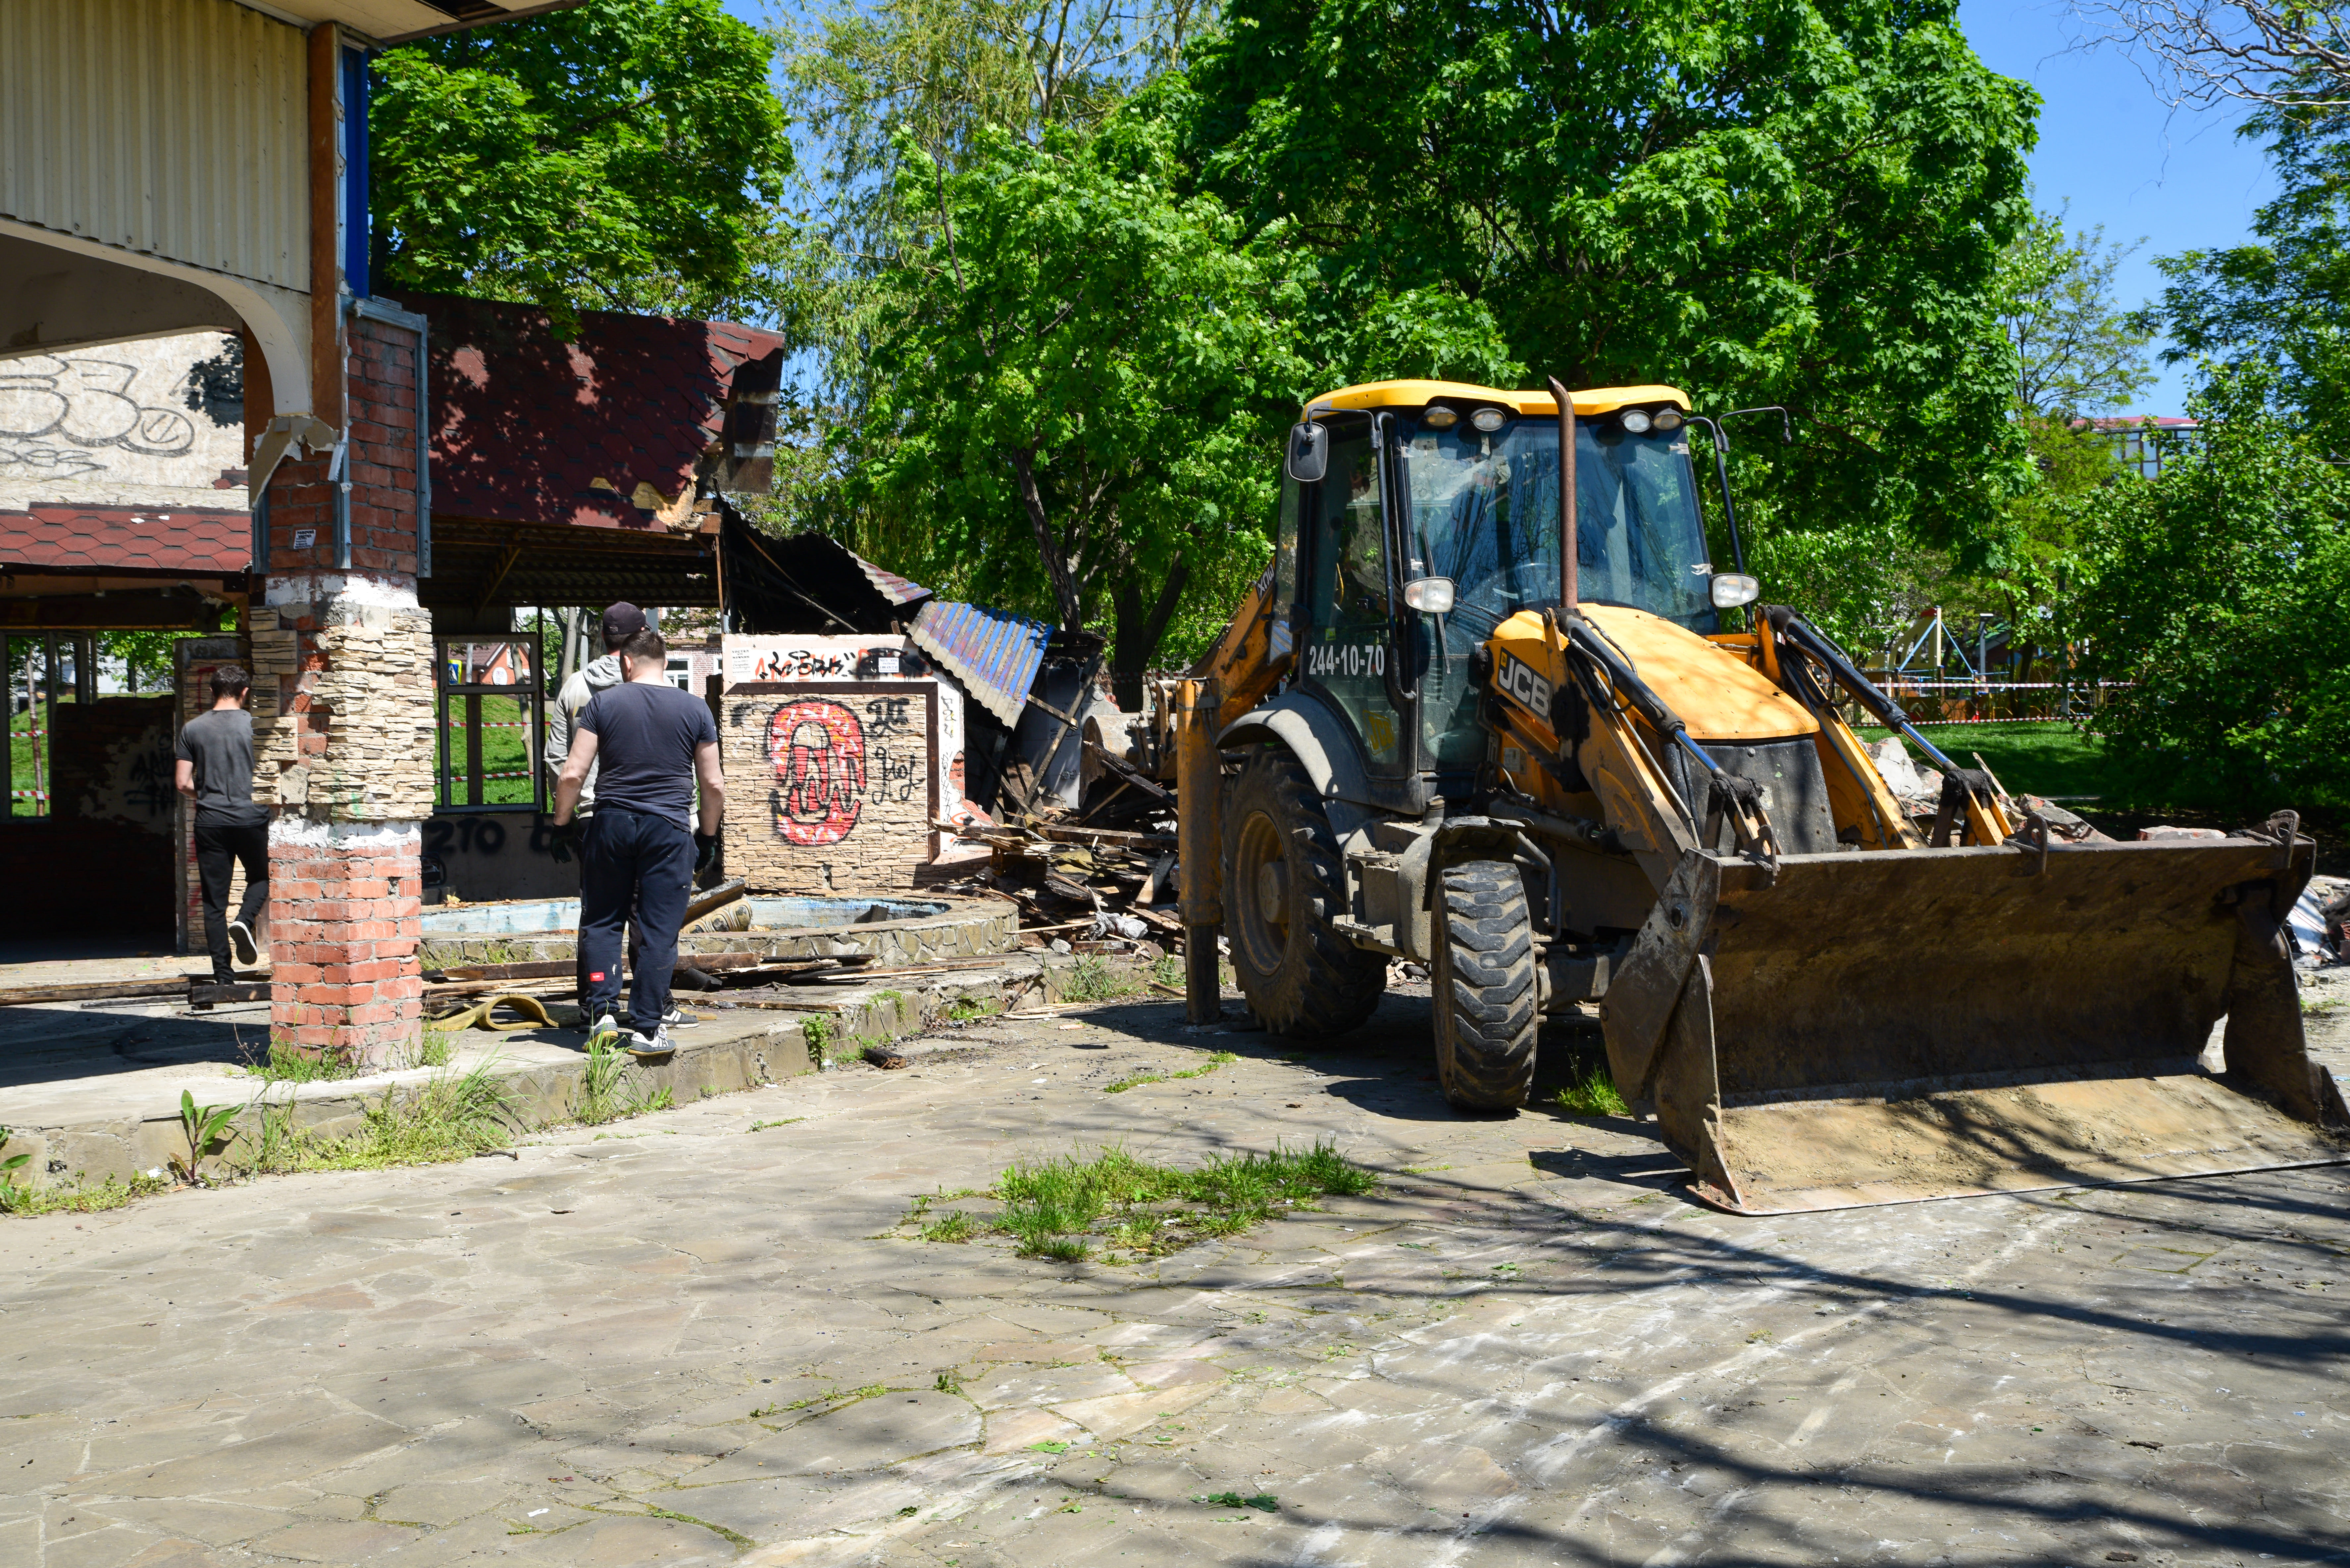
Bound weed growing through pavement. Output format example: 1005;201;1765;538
944;996;994;1022
915;1141;1376;1262
176;1092;240;1181
802;1015;836;1064
1103;1050;1237;1094
1552;1057;1629;1117
240;1039;362;1083
1200;1492;1280;1512
747;1117;804;1133
244;1056;515;1172
0;1171;171;1215
921;1210;979;1242
410;1033;454;1068
578;1036;674;1125
1149;953;1184;990
934;1370;963;1395
1060;955;1138;1003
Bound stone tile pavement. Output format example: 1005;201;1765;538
2;987;2346;1566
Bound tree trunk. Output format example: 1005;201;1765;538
1109;555;1190;711
1010;449;1083;627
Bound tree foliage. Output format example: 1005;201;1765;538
2002;209;2155;420
2071;368;2350;812
1171;0;2040;558
371;0;790;322
2148;101;2350;453
857;121;1305;698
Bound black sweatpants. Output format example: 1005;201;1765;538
578;806;693;1034
193;815;268;983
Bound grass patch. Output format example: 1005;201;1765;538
577;1036;674;1125
0;1171;170;1215
1060;954;1138;1003
1150;953;1184;990
1856;720;2128;806
239;1040;364;1084
1104;1050;1238;1095
748;1117;804;1133
245;1057;516;1173
410;1033;454;1068
1552;1058;1629;1117
933;1140;1378;1262
920;1210;979;1242
945;996;995;1022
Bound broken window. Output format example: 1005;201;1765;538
436;638;543;810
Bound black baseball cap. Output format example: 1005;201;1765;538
601;603;649;644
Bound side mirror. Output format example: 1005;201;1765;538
1710;572;1760;609
1285;421;1329;484
1401;577;1455;614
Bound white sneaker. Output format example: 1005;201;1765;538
228;921;260;968
588;1014;622;1049
626;1026;676;1058
660;1006;701;1029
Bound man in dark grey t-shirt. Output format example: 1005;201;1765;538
175;663;270;984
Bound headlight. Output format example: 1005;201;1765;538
1402;577;1456;614
1422;406;1458;430
1620;409;1653;434
1652;407;1684;431
1470;408;1507;433
1710;573;1760;609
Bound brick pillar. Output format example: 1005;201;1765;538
257;301;435;1065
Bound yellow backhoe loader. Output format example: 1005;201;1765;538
1139;377;2346;1214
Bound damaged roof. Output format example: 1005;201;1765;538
396;292;785;531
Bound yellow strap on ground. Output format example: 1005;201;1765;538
432;993;559;1032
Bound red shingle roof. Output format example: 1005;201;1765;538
397;293;786;531
0;506;248;575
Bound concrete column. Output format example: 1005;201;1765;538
256;301;435;1064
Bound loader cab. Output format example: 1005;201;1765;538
1280;381;1711;798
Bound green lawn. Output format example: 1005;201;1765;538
1856;720;2132;807
438;692;538;808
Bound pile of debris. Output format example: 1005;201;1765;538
931;818;1185;952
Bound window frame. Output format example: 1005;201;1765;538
434;635;546;813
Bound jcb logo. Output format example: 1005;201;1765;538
1495;651;1553;714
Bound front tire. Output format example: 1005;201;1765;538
1222;749;1385;1038
1434;860;1539;1111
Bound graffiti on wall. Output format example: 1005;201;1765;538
769;700;868;845
761;694;931;846
0;356;198;480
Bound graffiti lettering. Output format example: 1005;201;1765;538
863;696;914;738
868;743;920;804
750;648;854;682
0;355;197;478
423;816;510;858
768;699;867;845
123;740;175;820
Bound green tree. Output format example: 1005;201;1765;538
2070;366;2350;813
858;120;1307;700
2148;100;2350;453
370;0;791;322
1171;0;2041;560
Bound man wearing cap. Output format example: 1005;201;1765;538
552;622;724;1055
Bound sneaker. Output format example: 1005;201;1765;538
660;1005;701;1029
588;1013;623;1049
228;920;260;968
626;1026;676;1059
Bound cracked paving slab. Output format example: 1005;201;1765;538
2;987;2347;1566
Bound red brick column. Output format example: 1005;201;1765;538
268;821;426;1055
255;300;436;1065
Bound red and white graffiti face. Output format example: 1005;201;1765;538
768;700;867;845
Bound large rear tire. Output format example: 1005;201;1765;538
1222;749;1386;1039
1434;860;1539;1111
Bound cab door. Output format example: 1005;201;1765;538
1297;414;1412;780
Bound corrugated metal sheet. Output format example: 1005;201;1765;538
909;600;1051;728
0;0;309;292
852;552;928;607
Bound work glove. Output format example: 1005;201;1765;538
547;818;584;864
693;830;720;876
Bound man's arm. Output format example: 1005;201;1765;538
693;739;725;836
553;728;600;825
175;759;196;798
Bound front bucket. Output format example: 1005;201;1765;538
1601;839;2350;1214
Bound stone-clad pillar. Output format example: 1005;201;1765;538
256;300;435;1063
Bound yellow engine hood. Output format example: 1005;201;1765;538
1491;606;1816;743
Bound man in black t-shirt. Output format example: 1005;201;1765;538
175;663;271;984
552;626;725;1056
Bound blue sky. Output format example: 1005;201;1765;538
1960;0;2270;415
